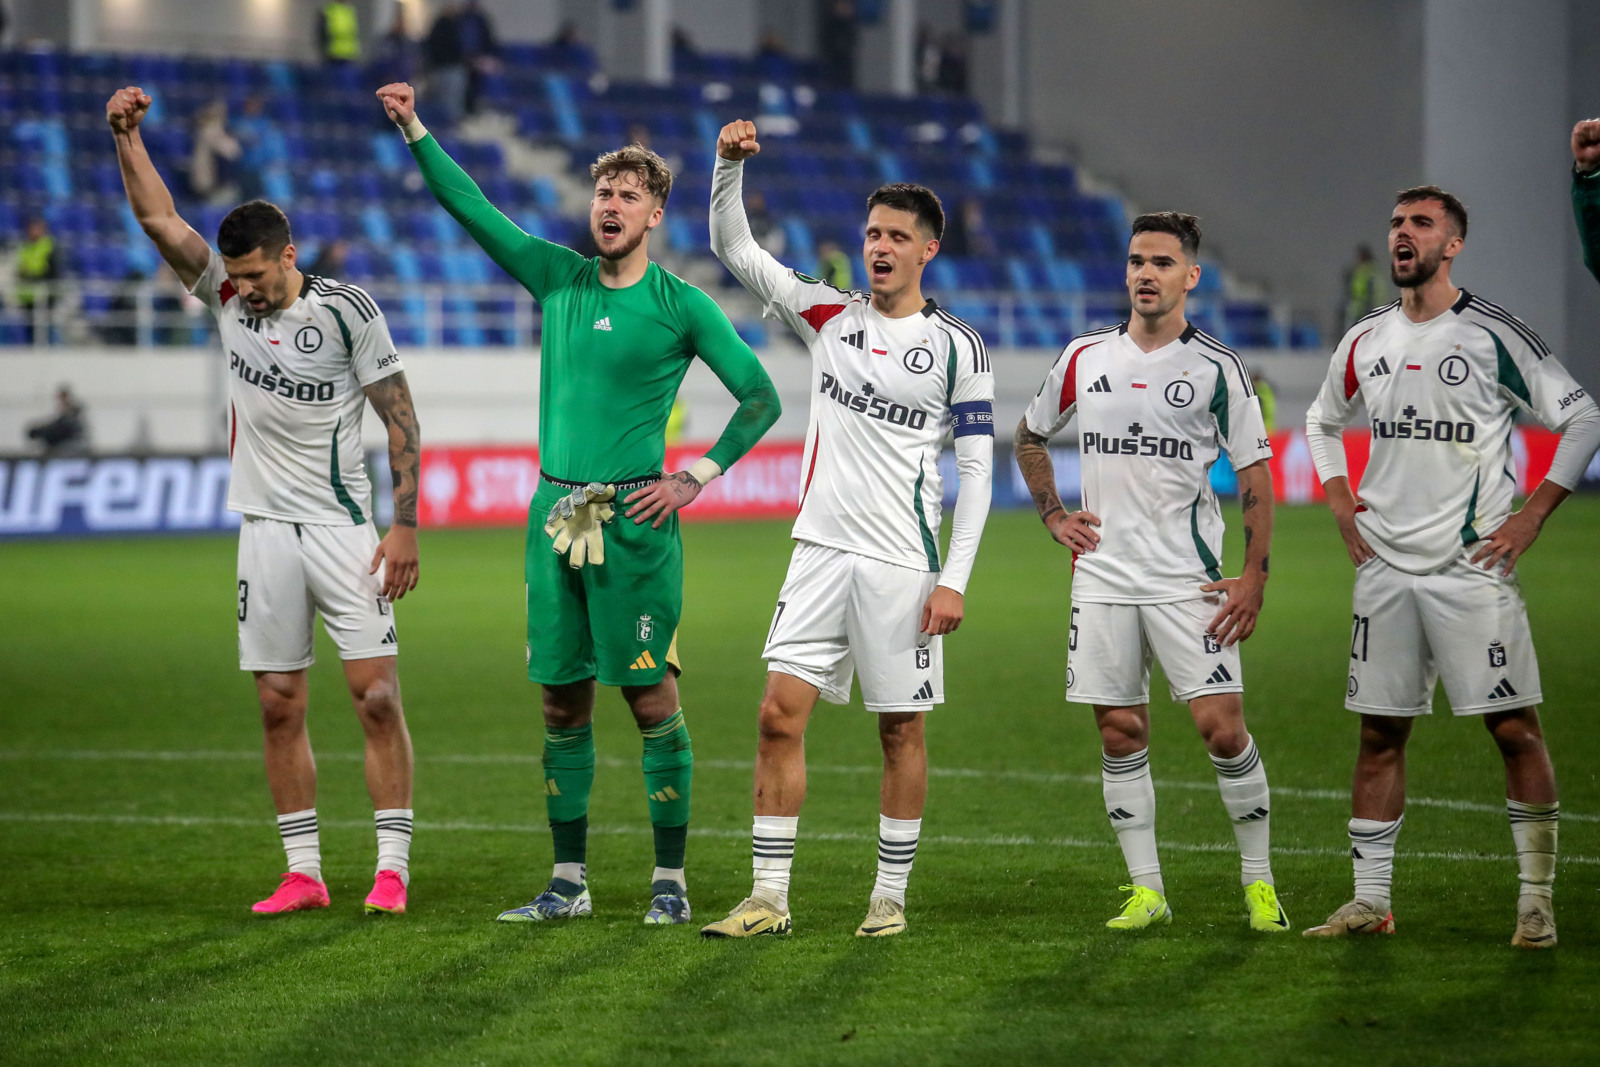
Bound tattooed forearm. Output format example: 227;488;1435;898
365;371;421;527
1013;418;1062;522
1236;460;1275;579
1241;487;1259;512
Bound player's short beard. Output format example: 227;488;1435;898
1392;247;1443;289
595;222;646;261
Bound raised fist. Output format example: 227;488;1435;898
376;82;417;126
717;119;761;162
106;86;153;133
1574;119;1600;175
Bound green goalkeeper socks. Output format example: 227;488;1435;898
543;723;595;865
641;710;693;869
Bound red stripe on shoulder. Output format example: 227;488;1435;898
1057;339;1104;415
1344;328;1373;401
799;303;846;332
220;279;237;306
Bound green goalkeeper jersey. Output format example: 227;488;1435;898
408;133;780;483
1575;167;1600;288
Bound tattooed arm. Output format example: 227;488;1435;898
623;469;705;529
363;371;421;600
1202;459;1273;645
1013;417;1101;553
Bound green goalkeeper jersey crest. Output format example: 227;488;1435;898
409;133;779;482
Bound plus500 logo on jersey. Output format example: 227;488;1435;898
1370;410;1477;443
819;372;931;430
1081;428;1196;460
230;352;337;403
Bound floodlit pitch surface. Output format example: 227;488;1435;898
3;504;1597;1064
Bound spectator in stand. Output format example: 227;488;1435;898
101;268;145;346
1341;244;1384;331
744;190;786;258
816;239;853;291
1251;371;1277;434
548;20;593;69
756;32;792;80
189;101;241;205
459;0;500;116
916;25;943;94
308;239;350;279
819;0;858;90
232;96;284;200
424;3;468;128
14;217;59;345
941;197;994;259
26;385;87;455
936;32;969;95
318;1;362;66
376;1;420;85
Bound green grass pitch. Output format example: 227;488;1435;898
3;503;1598;1064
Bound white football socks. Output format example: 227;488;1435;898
1507;799;1559;904
277;808;322;882
652;866;686;892
1349;815;1403;912
552;862;586;886
871;815;921;907
1102;749;1163;896
751;815;798;912
374;808;413;886
1210;736;1274;887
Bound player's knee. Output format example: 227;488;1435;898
757;697;804;746
258;687;305;733
878;715;924;760
1486;709;1544;756
1198;720;1249;760
353;679;403;729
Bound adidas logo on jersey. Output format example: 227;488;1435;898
1086;374;1112;393
593;316;613;331
842;330;864;349
911;680;934;701
1487;677;1519;700
1205;664;1233;685
1368;357;1392;377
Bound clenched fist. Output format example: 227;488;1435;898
107;86;153;133
376;82;417;127
1574;119;1600;175
717;119;761;162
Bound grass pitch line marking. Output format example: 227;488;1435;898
3;811;1595;868
4;749;1596;824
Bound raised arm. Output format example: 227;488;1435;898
1572;119;1600;285
709;121;803;316
107;86;211;289
376;82;583;299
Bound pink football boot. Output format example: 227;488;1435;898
364;870;407;915
252;872;330;914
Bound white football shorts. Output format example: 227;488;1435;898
1346;555;1541;716
237;516;397;672
1065;596;1244;706
763;540;943;713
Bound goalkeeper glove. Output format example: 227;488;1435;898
543;482;616;569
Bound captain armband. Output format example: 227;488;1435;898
951;401;995;438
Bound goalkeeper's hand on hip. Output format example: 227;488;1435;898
544;482;617;568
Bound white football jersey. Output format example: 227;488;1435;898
191;252;402;526
1306;291;1596;574
772;283;993;573
1024;322;1272;603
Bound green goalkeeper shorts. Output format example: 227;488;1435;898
525;476;683;688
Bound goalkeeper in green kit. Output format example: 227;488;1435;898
378;83;780;925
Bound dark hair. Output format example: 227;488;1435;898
866;183;945;240
1130;212;1202;259
591;143;674;204
1395;185;1468;239
217;200;292;258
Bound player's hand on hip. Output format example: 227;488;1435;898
1327;492;1376;566
717;119;761;161
624;471;703;528
1573;119;1600;174
920;585;964;636
1046;508;1101;553
1471;509;1542;576
106;87;152;132
1200;574;1263;646
376;83;416;126
371;525;420;601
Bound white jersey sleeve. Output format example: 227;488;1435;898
936;313;995;595
710;155;862;342
187;249;230;313
1211;346;1272;469
1304;322;1370;484
1493;315;1594;433
344;300;403;388
1022;338;1086;439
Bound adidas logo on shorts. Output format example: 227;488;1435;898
1205;664;1233;685
1487;677;1518;700
910;680;934;701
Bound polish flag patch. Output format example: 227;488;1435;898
1405;363;1422;371
1131;378;1148;390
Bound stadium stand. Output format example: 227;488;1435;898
0;43;1318;351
